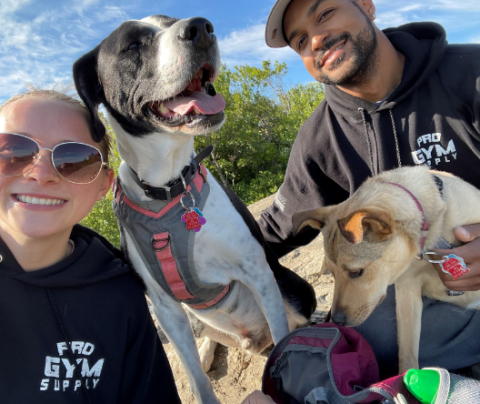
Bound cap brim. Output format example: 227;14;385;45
265;0;292;48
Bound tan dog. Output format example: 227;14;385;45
293;166;480;372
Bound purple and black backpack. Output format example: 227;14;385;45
262;323;480;404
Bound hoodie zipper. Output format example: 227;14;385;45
358;108;375;175
389;108;402;167
358;107;403;174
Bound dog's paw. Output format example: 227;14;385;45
198;338;217;373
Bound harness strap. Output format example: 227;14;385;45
152;232;230;308
189;285;230;309
152;233;195;300
116;164;207;219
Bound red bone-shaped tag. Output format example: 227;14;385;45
440;254;470;280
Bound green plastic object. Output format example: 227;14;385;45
403;369;440;403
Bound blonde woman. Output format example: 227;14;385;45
0;88;180;404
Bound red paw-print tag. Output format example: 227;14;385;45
440;254;470;280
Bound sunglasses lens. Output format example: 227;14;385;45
53;143;103;184
0;133;38;176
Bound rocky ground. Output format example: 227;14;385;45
157;195;334;403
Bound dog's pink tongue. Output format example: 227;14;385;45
164;92;226;115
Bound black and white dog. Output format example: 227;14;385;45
73;15;316;404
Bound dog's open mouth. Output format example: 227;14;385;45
146;64;225;127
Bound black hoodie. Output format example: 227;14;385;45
0;225;180;404
259;22;480;256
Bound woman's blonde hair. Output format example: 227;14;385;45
0;85;112;164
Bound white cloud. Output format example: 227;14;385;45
0;0;32;14
0;0;129;102
375;12;409;29
374;0;480;34
218;24;297;67
375;0;480;13
398;4;423;13
437;0;480;12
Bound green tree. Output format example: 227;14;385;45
196;61;324;204
80;117;121;248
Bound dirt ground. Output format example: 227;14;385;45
157;195;334;403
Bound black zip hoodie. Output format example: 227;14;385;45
259;22;480;256
0;225;180;404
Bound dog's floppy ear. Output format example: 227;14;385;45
338;209;394;244
292;207;331;236
73;46;106;143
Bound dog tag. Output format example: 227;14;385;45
181;208;206;232
440;254;470;280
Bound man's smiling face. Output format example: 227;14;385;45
283;0;379;86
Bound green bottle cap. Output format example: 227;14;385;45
403;369;440;404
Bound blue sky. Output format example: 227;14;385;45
0;0;479;103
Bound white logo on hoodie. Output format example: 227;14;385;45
411;133;458;166
39;341;104;393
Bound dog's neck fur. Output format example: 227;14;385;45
109;115;195;202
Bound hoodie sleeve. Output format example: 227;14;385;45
258;111;350;258
118;294;181;404
439;44;480;139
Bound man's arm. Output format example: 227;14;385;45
258;124;350;258
435;45;480;291
439;44;480;140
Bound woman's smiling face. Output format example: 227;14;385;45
0;97;113;240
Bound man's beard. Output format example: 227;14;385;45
315;19;378;87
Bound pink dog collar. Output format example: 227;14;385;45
384;182;429;250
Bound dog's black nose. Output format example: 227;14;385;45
178;17;215;48
331;310;347;326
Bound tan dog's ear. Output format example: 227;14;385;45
292;207;331;236
338;209;394;244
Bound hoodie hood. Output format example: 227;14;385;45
0;225;130;288
326;22;448;114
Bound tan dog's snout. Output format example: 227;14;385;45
330;307;348;326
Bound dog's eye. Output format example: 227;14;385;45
349;269;364;279
126;41;140;51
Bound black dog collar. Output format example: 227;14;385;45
127;145;213;201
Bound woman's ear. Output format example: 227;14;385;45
97;168;115;201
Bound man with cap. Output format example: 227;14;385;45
252;0;480;394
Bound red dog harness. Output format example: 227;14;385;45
113;162;231;309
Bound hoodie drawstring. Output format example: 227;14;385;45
47;288;93;404
389;108;402;167
358;108;375;175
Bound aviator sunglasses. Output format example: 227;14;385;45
0;133;108;185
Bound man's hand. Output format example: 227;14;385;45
240;390;275;404
433;224;480;291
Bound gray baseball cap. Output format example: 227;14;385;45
265;0;293;48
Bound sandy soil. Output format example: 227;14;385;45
157;194;333;403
